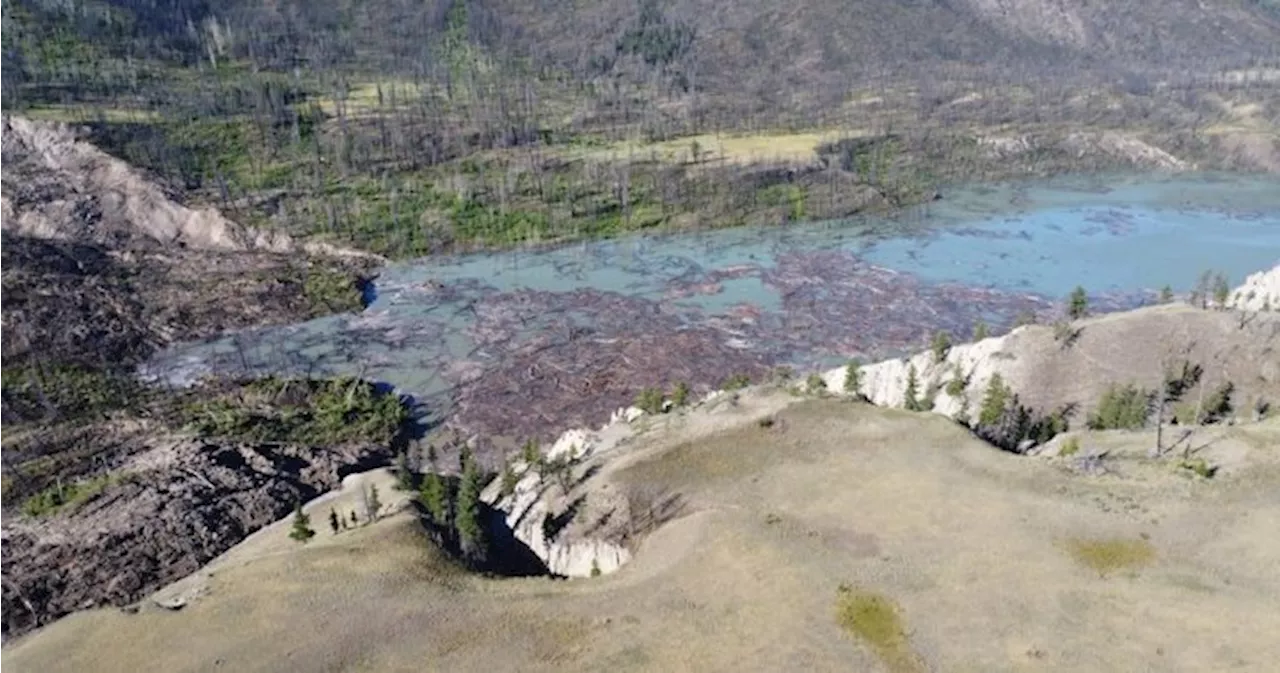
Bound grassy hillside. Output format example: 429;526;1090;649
7;398;1280;672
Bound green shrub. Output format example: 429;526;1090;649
635;387;666;415
670;381;690;407
1086;383;1154;430
722;373;752;391
1177;458;1218;479
806;373;827;394
177;376;407;446
21;474;120;518
1059;436;1081;457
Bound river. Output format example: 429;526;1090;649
140;173;1280;459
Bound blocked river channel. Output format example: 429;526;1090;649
141;173;1280;459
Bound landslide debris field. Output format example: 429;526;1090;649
7;397;1280;673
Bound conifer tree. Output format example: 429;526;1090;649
904;364;921;411
843;358;862;394
979;373;1011;428
328;507;340;534
671;381;690;408
289;503;316;543
420;471;450;525
499;459;518;498
455;457;484;548
1067;286;1089;320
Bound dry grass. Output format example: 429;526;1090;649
8;400;1280;672
556;130;857;166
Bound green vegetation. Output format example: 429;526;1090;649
21;474;122;518
1064;537;1156;577
671;381;691;408
978;374;1011;428
1177;457;1218;479
1159;285;1175;304
454;456;485;549
177;376;407;446
420;472;452;526
499;460;519;497
1067;286;1089;320
1;362;144;424
635;387;666;415
944;363;968;397
302;266;366;315
972;320;989;340
843;359;862;394
930;330;951;364
721;373;752;391
1087;383;1154;430
289;504;316;543
329;508;341;534
834;584;925;673
1059;436;1082;457
806;373;827;394
903;365;922;412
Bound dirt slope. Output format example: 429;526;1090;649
6;399;1278;672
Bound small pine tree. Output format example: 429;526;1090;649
1212;273;1231;308
590;557;602;577
328;508;340;535
394;451;413;491
903;364;921;411
978;373;1010;428
420;472;450;525
1159;285;1174;304
455;459;484;547
930;330;952;363
843;359;862;394
671;381;690;408
521;439;540;467
973;320;989;340
499;459;518;498
1067;286;1089;320
289;504;316;543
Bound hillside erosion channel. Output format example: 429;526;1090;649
141;174;1280;468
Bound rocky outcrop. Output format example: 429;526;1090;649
0;437;393;639
821;332;1017;418
1228;263;1280;311
481;426;632;578
0;115;381;262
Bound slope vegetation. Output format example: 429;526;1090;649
6;398;1279;672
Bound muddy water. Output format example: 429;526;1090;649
141;173;1280;446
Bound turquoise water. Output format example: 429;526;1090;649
142;173;1280;445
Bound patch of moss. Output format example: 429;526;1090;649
834;584;925;673
1065;537;1156;577
21;473;127;518
1177;458;1218;479
175;376;408;446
